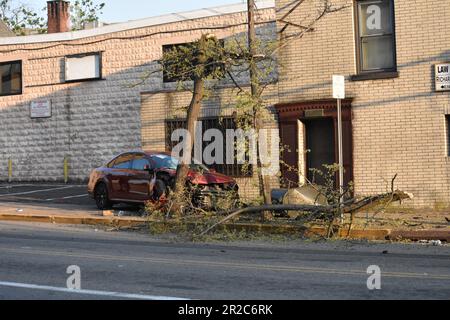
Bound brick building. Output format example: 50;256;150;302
0;1;277;199
0;0;449;207
275;0;450;207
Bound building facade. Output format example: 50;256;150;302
275;0;450;207
0;1;277;199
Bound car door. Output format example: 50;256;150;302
109;153;134;200
128;153;153;201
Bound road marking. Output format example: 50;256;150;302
0;184;83;189
45;194;88;202
0;185;33;189
0;186;75;197
0;281;189;300
1;246;450;280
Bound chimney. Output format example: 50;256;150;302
47;1;70;33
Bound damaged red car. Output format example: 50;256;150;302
88;151;239;210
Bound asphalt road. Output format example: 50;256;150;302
0;221;449;300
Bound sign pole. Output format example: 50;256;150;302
333;75;345;222
337;98;344;206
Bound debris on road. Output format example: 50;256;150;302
418;240;443;246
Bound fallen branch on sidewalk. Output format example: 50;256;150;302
197;190;413;237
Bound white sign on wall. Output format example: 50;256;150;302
333;75;345;99
435;64;450;92
65;53;101;82
30;100;52;118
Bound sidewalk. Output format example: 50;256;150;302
0;202;448;242
0;202;146;228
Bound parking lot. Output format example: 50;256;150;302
0;184;92;207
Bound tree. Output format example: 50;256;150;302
141;0;346;216
0;0;106;35
0;0;46;35
163;35;227;216
70;0;105;31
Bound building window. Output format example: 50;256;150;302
162;40;225;83
165;117;253;177
65;52;102;82
0;60;22;96
355;0;396;73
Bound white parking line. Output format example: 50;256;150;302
0;186;75;198
0;281;189;300
0;185;33;189
45;194;88;202
0;184;83;189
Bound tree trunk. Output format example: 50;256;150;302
248;0;272;208
171;36;207;216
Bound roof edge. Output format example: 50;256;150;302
0;1;275;46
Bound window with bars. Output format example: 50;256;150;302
165;116;253;177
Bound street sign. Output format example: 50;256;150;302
435;64;450;92
333;75;345;99
30;100;52;118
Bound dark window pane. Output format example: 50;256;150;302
0;61;22;96
132;155;151;170
358;0;392;36
112;154;133;169
162;40;224;83
357;0;396;73
361;35;395;70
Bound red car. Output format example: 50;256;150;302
88;151;239;210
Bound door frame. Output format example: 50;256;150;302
275;99;353;188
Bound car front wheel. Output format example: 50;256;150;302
94;183;113;210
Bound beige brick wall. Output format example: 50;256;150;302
0;7;276;188
276;0;450;207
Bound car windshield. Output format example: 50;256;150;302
151;154;209;172
151;155;179;169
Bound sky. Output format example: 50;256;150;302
30;0;246;23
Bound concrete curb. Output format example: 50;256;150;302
0;212;448;242
0;213;147;228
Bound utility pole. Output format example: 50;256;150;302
248;0;272;209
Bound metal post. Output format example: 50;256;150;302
337;98;344;206
8;158;12;183
64;156;69;184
